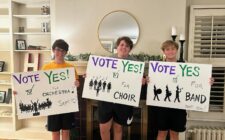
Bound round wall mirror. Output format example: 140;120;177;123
98;11;140;53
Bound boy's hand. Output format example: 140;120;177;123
209;77;215;85
146;76;150;84
75;80;80;88
13;91;17;96
142;76;150;85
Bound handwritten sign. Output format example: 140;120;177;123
147;61;212;112
82;55;145;107
12;68;79;119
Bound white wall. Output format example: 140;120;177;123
52;0;186;56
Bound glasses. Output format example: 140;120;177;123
54;48;66;52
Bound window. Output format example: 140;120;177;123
189;6;225;59
210;67;225;112
189;6;225;115
193;16;225;58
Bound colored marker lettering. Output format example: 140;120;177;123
179;64;200;77
13;74;40;84
44;69;69;84
186;92;206;104
122;60;143;73
92;56;118;69
150;62;176;75
113;71;119;78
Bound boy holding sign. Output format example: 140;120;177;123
42;39;80;140
150;40;214;140
98;36;140;140
155;40;186;140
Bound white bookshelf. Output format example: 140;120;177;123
0;32;10;35
0;72;11;75
13;32;51;35
13;14;50;18
14;49;51;52
0;0;52;139
0;103;12;107
0;0;13;136
0;83;12;86
0;50;11;52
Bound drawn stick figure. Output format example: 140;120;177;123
96;80;102;96
94;79;98;90
174;85;182;103
153;85;162;101
164;85;172;102
107;82;111;93
31;99;40;116
102;81;107;92
89;79;94;89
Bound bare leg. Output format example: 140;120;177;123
157;130;168;140
62;129;70;140
100;118;113;140
170;130;179;140
113;122;123;140
52;131;60;140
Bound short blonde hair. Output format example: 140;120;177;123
161;40;179;51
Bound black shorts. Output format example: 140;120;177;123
157;107;187;132
47;112;75;132
98;101;133;126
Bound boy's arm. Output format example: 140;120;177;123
75;68;79;80
74;66;80;88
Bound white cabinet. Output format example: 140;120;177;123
0;0;52;139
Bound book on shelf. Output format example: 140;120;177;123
0;61;5;72
27;45;47;50
5;88;12;104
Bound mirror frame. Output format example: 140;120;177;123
98;10;140;53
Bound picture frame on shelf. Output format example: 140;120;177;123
41;6;50;15
16;39;26;50
0;61;5;72
0;91;6;103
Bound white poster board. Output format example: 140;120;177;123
12;68;79;119
147;61;212;112
82;55;145;107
